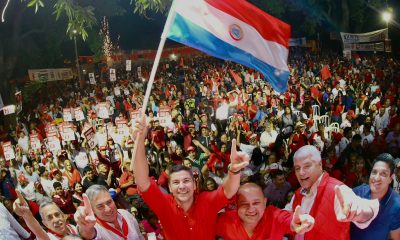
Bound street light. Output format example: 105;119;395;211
73;30;82;82
382;10;392;38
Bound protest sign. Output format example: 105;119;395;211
84;127;97;149
74;107;85;121
63;108;73;122
110;68;116;82
89;73;96;85
30;134;41;150
126;60;132;71
2;105;16;115
2;142;15;160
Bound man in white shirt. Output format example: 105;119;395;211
375;108;389;132
260;122;278;154
285;145;379;240
75;185;144;240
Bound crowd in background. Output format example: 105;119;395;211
0;48;400;239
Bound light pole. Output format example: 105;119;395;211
73;30;82;82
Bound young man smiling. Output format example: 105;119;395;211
351;153;400;240
132;115;250;240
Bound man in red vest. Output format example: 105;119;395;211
286;145;379;240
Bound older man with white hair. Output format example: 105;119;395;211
74;185;144;240
285;145;380;240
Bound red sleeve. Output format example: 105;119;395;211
268;206;294;237
140;180;170;216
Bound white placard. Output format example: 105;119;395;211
61;126;76;141
126;60;131;71
158;107;172;127
116;119;129;137
114;87;121;96
63;108;73;122
89;73;96;85
124;89;130;96
47;136;61;152
110;68;116;82
97;102;110;119
84;127;97;149
137;66;142;78
30;134;41;150
130;110;140;123
2;142;15;160
74;107;85;121
2;105;16;115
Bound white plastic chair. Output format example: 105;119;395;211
312;105;320;116
329;122;339;129
318;115;331;127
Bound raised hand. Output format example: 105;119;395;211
74;194;96;227
13;190;31;217
334;185;359;222
290;206;315;234
132;114;148;142
229;139;250;173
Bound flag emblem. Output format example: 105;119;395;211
229;24;243;41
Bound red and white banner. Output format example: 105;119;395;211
84;127;97;149
30;134;41;150
2;142;15;160
2;105;16;115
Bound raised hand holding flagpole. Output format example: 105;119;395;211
130;0;177;171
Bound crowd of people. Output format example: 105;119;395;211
0;48;400;239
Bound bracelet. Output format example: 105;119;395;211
228;164;241;175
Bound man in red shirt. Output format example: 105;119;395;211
132;115;250;240
216;183;314;240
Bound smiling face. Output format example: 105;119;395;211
91;191;118;223
294;153;323;190
237;184;266;226
369;161;392;198
41;204;68;235
168;170;196;207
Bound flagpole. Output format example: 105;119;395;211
131;1;177;170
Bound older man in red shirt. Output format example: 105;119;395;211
132;115;250;240
217;183;314;240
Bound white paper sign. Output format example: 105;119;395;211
89;73;96;85
47;136;61;152
63;108;73;122
137;66;142;78
2;105;16;115
110;68;116;82
97;102;110;119
30;134;41;150
2;142;15;160
61;126;76;142
126;60;132;71
74;107;85;121
158;107;172;127
114;87;121;96
116;119;129;136
84;127;97;149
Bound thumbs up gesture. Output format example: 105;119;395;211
74;194;96;228
229;139;250;173
290;206;315;234
13;190;31;217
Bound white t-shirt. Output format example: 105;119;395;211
94;209;144;240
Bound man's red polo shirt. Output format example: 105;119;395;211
141;180;229;240
216;206;293;240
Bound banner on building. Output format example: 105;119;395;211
289;37;307;47
340;28;388;44
343;42;385;52
28;68;74;82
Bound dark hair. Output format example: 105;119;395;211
53;181;62;189
169;165;193;179
83;166;93;175
271;170;285;179
23;162;31;168
352;134;362;142
373;153;395;175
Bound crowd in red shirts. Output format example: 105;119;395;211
0;48;400;239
